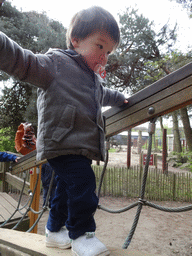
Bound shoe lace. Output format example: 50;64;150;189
86;232;95;239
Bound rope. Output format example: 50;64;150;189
26;170;55;232
122;122;154;249
0;167;55;232
96;117;192;249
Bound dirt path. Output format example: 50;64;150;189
36;197;192;256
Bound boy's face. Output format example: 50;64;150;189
71;31;116;72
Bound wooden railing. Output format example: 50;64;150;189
105;62;192;137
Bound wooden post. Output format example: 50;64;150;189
137;130;142;154
162;129;167;173
127;129;131;169
139;151;143;171
154;153;157;170
29;166;41;233
2;162;9;193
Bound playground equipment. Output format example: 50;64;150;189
1;62;192;254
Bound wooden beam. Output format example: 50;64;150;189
11;150;47;175
5;172;30;195
104;62;192;137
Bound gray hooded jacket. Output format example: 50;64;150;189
0;32;126;161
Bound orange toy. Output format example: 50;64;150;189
15;123;36;155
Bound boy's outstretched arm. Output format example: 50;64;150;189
0;32;55;89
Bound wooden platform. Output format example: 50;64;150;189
0;229;157;256
0;192;29;231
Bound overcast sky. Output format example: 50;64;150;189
9;0;192;51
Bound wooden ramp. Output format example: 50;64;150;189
0;192;29;231
0;229;157;256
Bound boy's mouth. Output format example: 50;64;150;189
94;64;106;79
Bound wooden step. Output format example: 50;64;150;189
0;228;157;256
0;192;29;231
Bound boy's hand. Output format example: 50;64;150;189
124;99;128;104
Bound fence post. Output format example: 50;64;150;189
29;166;42;233
172;173;176;201
2;162;9;193
162;129;168;173
139;151;143;171
154;154;157;170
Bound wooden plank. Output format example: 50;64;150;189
105;62;192;119
0;229;156;256
5;172;30;195
0;192;26;214
0;203;10;222
105;75;192;137
0;193;25;221
29;167;41;234
11;150;47;175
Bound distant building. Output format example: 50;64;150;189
110;131;149;148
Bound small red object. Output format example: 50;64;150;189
99;67;106;79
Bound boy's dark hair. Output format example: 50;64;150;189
66;6;120;49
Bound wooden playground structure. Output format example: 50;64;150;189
0;62;192;255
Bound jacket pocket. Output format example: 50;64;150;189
52;104;76;142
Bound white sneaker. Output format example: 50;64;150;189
45;226;71;249
71;232;110;256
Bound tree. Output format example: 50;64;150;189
170;0;192;17
106;7;192;153
0;81;32;133
0;128;16;152
106;7;177;93
180;107;192;151
172;111;182;153
0;2;67;151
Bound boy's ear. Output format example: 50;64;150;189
71;37;79;48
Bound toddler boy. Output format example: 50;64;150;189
0;5;128;256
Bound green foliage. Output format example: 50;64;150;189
169;151;192;171
0;81;32;134
0;127;16;152
106;7;178;93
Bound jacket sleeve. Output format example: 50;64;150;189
0;32;55;90
0;152;17;162
102;86;126;107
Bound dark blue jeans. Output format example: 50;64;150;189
47;155;98;239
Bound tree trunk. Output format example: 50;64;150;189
137;130;142;154
159;116;164;131
172;111;182;153
180;107;192;151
